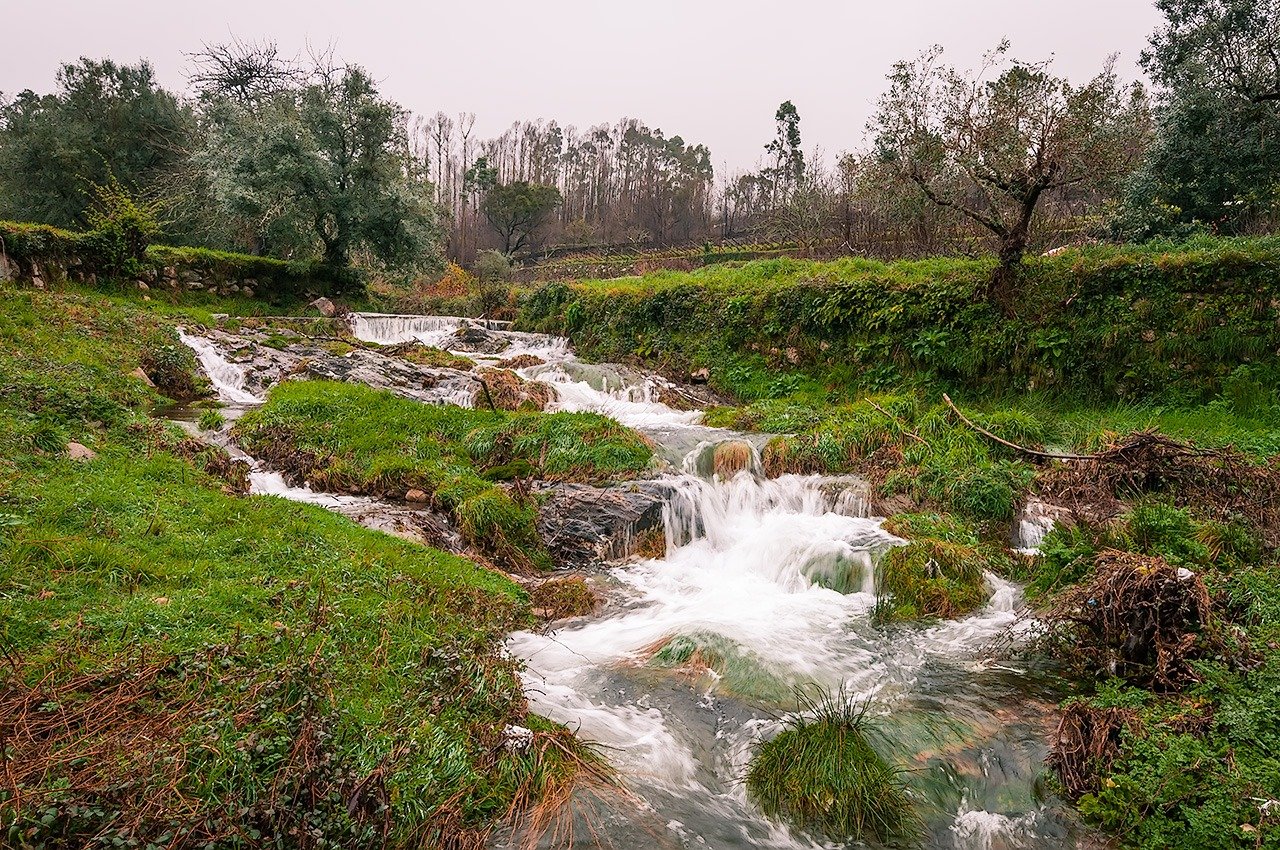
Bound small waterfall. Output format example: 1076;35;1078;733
347;313;469;346
1013;498;1065;554
177;329;262;404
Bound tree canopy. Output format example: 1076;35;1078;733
872;43;1151;297
1124;0;1280;234
480;182;563;254
0;58;191;228
197;57;441;276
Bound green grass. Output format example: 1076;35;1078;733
234;380;653;570
519;236;1280;405
745;690;918;844
0;281;590;846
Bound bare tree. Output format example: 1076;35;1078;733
872;42;1151;301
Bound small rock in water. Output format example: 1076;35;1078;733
66;442;97;461
502;724;534;752
310;296;338;318
405;488;429;503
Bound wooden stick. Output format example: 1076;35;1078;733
942;394;1095;461
866;399;928;446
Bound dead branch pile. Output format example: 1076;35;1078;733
1041;549;1216;690
1038;431;1280;542
1049;703;1141;799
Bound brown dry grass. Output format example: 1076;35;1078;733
712;441;754;478
474;369;554;412
1050;703;1142;799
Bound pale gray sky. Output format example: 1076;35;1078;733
4;0;1163;171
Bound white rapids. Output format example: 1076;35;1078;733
178;313;1088;848
177;328;262;404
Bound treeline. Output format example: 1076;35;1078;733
1;0;1278;286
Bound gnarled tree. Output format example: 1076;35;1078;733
872;43;1151;303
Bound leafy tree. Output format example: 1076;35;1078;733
0;58;191;228
481;182;562;254
197;58;441;279
1124;0;1280;234
872;43;1150;300
765;100;805;201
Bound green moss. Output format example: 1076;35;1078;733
875;539;993;622
745;694;917;843
648;631;793;703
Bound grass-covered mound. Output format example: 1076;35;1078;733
875;539;992;622
0;282;595;847
519;237;1280;404
235;380;653;571
746;694;917;843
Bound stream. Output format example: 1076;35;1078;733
178;314;1087;850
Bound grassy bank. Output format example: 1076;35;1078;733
234;380;654;572
519;237;1280;404
0;284;593;847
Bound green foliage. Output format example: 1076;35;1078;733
197;408;226;431
0;57;191;229
84;175;162;277
234;380;652;570
197;64;442;284
481;182;563;255
875;539;992;622
517;240;1280;404
1125;0;1280;235
745;691;918;843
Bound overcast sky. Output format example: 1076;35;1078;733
4;0;1163;171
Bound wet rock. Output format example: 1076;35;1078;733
449;322;509;355
130;366;156;388
870;491;917;518
310;296;338;318
66;442;97;461
536;481;669;568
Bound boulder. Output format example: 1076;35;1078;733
690;367;710;383
310;296;338;318
130;367;156;388
241;287;255;299
66;442;97;461
536;481;669;568
405;488;429;503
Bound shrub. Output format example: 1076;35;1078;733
745;691;917;843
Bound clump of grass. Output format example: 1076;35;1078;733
457;488;553;572
712;440;755;478
745;689;918;844
397;343;475;371
880;511;979;546
875;539;991;622
528;576;597;620
475;367;554;411
197;408;225;431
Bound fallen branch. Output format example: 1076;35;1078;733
866;399;928;446
942;394;1094;461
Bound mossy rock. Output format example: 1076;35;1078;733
648;631;792;703
746;715;917;843
875;538;989;621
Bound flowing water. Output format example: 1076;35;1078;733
180;315;1080;849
